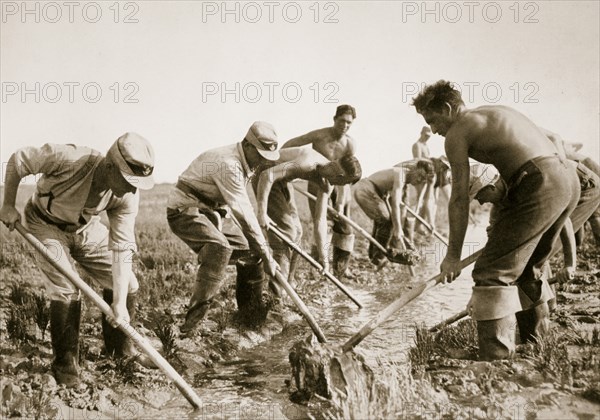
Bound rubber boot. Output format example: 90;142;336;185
476;314;517;361
332;247;352;278
181;244;232;334
101;290;156;368
236;258;269;327
515;302;550;344
50;300;81;387
589;216;600;247
180;274;222;334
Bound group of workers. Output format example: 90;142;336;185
1;80;598;387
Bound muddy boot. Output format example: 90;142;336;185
181;244;231;335
515;302;550;344
50;300;81;387
180;275;222;335
236;258;269;327
332;247;352;278
476;314;517;361
101;290;156;369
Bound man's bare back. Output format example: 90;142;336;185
445;105;558;180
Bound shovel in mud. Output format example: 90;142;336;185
13;222;204;410
288;249;483;401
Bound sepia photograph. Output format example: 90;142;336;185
1;1;599;418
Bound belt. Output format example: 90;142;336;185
175;180;220;208
31;203;81;233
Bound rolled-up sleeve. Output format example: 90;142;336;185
106;192;139;252
12;143;67;178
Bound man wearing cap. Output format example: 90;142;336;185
254;147;362;291
412;126;432;159
282;105;358;277
354;159;434;268
167;122;281;335
0;133;156;386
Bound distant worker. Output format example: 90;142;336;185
412;126;432;159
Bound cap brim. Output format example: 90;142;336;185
256;149;280;161
120;170;155;190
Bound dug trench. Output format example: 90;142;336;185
1;184;599;419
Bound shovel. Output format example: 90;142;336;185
342;249;483;352
268;222;363;309
294;186;418;276
13;222;203;409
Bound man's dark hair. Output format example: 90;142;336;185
324;154;362;185
413;159;436;183
335;104;357;119
412;80;465;114
339;155;362;181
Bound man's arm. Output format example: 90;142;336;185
389;168;406;246
0;154;23;230
557;218;576;283
282;132;315;149
216;165;279;275
412;142;421;159
313;186;332;271
441;134;471;281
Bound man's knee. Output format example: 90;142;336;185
198;243;233;270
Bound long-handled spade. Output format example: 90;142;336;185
267;222;363;309
293;186;419;276
288;249;483;402
13;222;204;409
400;199;449;246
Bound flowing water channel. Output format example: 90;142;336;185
149;225;489;419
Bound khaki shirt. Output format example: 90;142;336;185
14;143;138;251
167;142;266;250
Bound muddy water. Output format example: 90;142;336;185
158;225;489;419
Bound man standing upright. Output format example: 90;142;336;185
412;126;432;159
0;133;156;386
167;122;280;335
282;105;357;277
413;80;580;361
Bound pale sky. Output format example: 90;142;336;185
1;0;599;184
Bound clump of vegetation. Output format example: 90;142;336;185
6;305;30;347
434;319;479;359
525;329;573;387
149;310;179;358
409;324;437;374
32;292;50;341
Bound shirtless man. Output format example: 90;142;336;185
412;126;432;159
282;104;357;277
254;148;361;291
354;160;434;268
413;80;580;360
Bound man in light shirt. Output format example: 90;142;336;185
167;122;280;335
0;132;156;386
